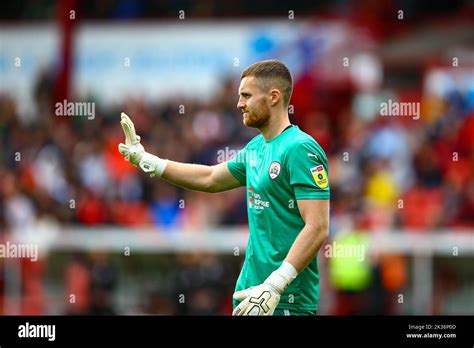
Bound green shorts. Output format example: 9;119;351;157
272;308;317;316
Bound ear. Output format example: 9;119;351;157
269;88;282;106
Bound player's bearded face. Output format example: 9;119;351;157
243;97;270;128
238;77;271;129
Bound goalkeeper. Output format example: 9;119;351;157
118;60;330;316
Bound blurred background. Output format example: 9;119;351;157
0;0;473;315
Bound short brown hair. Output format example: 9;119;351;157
241;59;293;106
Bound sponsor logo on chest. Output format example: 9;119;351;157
248;187;270;210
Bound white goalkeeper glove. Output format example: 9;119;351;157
232;261;298;316
118;112;168;177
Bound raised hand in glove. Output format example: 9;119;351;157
118;112;167;177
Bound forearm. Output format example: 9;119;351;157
285;223;328;273
161;160;213;192
260;224;328;296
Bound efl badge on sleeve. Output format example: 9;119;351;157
310;165;328;189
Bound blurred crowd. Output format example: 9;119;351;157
0;74;255;232
2;0;470;22
1;66;473;234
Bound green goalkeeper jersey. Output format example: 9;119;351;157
227;125;330;312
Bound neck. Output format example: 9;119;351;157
260;112;290;141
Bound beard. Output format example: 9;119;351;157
242;102;271;129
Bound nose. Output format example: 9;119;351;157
237;97;245;111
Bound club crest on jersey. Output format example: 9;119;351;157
268;161;281;180
310;165;328;189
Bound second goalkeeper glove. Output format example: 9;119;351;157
118;112;168;177
232;261;298;316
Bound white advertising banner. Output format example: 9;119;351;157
1;20;343;119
